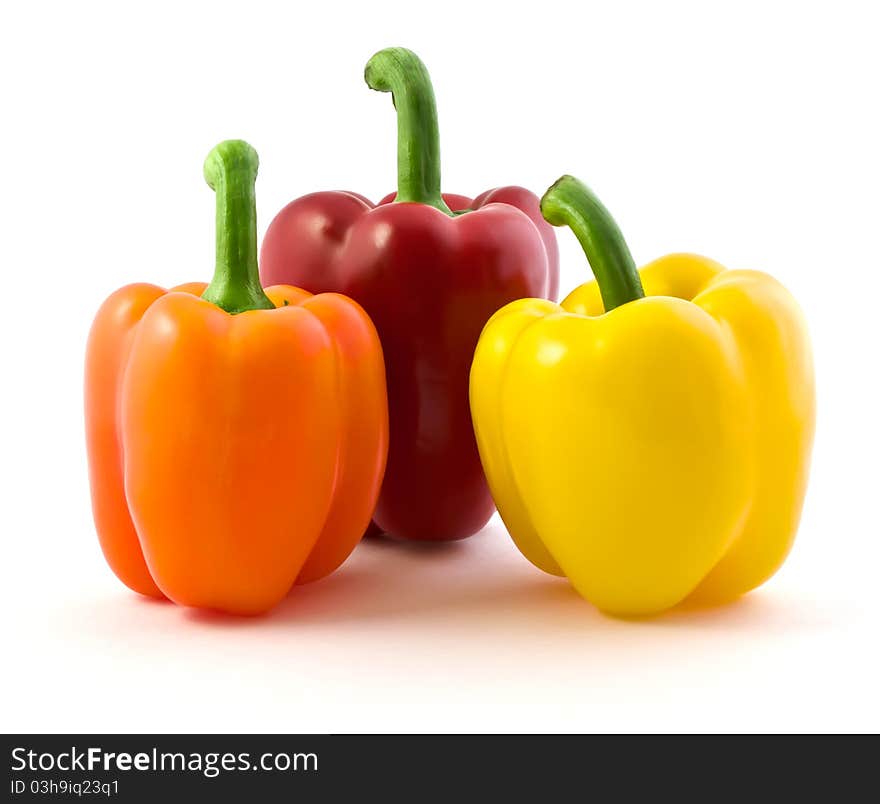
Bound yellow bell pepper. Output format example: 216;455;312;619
470;176;815;617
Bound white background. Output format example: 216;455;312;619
1;0;878;733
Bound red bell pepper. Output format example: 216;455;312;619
260;47;558;541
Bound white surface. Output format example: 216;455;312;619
1;0;878;733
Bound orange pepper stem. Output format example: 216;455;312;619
201;140;274;314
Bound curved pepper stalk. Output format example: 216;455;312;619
541;175;644;312
201;140;275;314
365;47;454;215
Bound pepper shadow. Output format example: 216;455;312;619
181;524;826;637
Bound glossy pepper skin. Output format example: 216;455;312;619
260;48;558;542
470;176;814;616
85;141;388;615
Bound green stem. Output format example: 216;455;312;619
364;47;453;215
540;176;645;312
201;140;274;314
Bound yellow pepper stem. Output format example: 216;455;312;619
540;175;645;312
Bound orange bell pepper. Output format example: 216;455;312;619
85;140;388;615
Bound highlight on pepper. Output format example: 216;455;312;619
469;174;815;617
84;139;389;615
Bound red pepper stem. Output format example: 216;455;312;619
201;140;274;315
540;176;645;312
364;47;454;216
